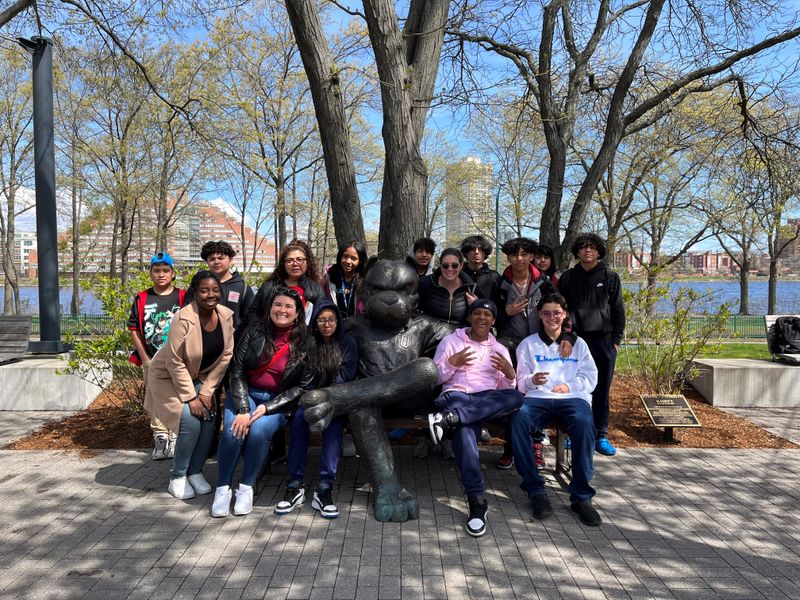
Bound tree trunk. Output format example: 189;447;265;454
767;256;778;314
284;0;366;249
739;257;750;315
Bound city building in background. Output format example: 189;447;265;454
444;157;495;247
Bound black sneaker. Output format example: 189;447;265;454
274;482;305;515
571;500;602;526
530;493;553;520
428;411;458;445
465;496;488;537
312;486;339;519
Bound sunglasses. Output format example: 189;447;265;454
441;263;461;270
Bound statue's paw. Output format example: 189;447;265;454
301;389;334;433
374;482;419;522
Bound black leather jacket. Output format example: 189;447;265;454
418;270;482;326
228;320;315;415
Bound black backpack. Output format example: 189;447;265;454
768;316;800;355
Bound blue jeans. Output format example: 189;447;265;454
436;389;523;497
172;403;216;479
287;406;344;485
511;397;596;503
216;389;287;487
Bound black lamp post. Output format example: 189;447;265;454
17;36;66;354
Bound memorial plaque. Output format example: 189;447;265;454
640;395;701;428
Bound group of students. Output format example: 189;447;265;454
129;230;624;535
131;240;357;518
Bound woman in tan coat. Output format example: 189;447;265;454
145;270;234;500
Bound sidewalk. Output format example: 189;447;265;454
1;413;799;599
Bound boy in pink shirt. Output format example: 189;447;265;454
428;299;523;537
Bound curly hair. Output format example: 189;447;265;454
200;240;236;260
270;239;321;283
412;237;437;254
570;233;607;260
501;237;537;256
460;235;493;258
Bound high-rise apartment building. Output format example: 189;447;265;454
444;157;495;247
57;197;275;275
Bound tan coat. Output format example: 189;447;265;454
144;302;234;432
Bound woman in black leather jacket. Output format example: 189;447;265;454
211;288;314;518
418;248;482;326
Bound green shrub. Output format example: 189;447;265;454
622;284;732;394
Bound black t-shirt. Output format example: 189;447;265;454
127;288;182;358
200;319;224;372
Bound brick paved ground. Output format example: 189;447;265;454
1;412;800;599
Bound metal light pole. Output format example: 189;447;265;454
17;36;66;354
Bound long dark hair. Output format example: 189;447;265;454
534;244;557;278
262;287;310;360
309;306;342;387
270;239;321;283
327;241;368;282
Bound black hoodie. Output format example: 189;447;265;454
185;271;254;329
309;300;359;385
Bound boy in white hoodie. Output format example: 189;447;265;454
512;293;602;526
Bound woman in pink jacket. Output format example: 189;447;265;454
426;298;523;537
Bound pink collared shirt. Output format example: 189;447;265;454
434;327;515;393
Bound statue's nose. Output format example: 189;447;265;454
375;291;402;306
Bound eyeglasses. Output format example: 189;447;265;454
284;257;307;265
540;310;565;318
316;318;336;325
440;263;461;270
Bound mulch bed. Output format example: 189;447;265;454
5;377;797;451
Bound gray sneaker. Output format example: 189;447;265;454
166;432;177;459
152;433;169;460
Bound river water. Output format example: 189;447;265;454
1;279;799;315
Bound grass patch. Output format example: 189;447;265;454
617;342;771;375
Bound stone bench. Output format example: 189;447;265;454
689;358;800;407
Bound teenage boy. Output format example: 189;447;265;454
490;237;574;470
427;299;523;537
460;235;500;299
128;252;185;460
512;293;601;526
406;237;436;278
186;241;254;329
557;233;625;457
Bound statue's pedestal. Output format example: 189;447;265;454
0;356;110;410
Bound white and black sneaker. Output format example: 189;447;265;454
465;496;488;537
311;486;339;519
428;411;459;445
166;432;177;459
274;482;305;515
152;433;169;460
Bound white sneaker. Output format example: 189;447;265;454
211;485;232;518
187;473;212;495
342;434;357;457
152;433;169;460
233;484;254;516
541;432;551;446
168;477;195;500
166;432;177;458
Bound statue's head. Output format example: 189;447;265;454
362;260;419;328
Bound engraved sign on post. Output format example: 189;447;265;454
640;395;700;441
